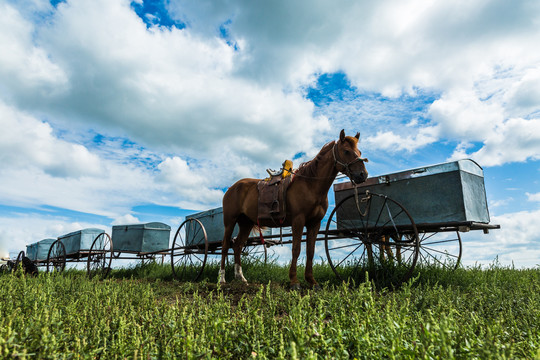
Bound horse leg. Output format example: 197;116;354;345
219;223;236;284
305;221;321;290
232;223;252;283
289;217;305;290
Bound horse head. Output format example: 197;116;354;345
333;129;369;184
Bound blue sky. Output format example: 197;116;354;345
1;0;540;267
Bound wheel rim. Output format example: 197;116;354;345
14;251;25;272
47;240;66;273
171;218;208;281
87;233;113;278
416;231;462;270
325;192;419;285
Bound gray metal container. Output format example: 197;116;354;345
186;207;272;246
334;159;490;227
58;228;105;255
26;238;56;261
111;222;171;253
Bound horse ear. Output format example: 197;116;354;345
355;132;360;140
340;129;345;141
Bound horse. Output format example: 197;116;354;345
219;129;369;289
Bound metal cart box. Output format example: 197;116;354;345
334;159;490;227
111;222;171;253
26;238;56;261
186;207;271;246
58;228;105;255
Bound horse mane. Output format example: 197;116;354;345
295;141;335;179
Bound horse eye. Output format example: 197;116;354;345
344;150;351;155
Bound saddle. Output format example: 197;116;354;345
257;160;294;223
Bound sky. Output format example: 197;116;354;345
1;0;539;268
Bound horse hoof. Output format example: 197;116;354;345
290;283;301;291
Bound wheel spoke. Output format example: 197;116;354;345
326;193;419;285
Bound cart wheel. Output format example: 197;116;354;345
14;251;25;271
241;242;268;264
416;231;462;270
325;192;420;286
171;218;208;281
46;240;66;273
87;233;113;279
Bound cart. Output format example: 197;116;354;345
324;159;499;283
170;207;272;280
170;159;499;284
46;223;171;277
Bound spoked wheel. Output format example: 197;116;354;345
416;231;462;270
241;240;268;265
14;251;25;271
171;218;208;281
325;192;420;286
87;233;113;279
46;240;66;273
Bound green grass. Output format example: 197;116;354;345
1;262;539;359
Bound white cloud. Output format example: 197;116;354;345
157;156;223;208
0;100;223;216
0;101;102;177
363;127;438;153
112;214;140;226
21;0;326;165
460;209;540;268
0;2;67;97
428;89;505;142
504;68;540;116
527;192;540;202
461;118;540;166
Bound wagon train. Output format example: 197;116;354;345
14;224;171;278
10;156;499;285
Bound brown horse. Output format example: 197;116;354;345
219;130;369;289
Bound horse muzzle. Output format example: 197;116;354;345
350;171;368;184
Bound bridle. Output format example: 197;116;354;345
332;141;368;183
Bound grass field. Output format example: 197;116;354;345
1;260;539;359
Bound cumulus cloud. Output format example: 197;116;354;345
526;192;540;202
2;0;539;169
0;101;102;177
504;68;540;117
157;156;223;208
363;127;438;153
112;214;140;225
0;2;67;98
0;100;222;216
428;89;505;142
458;209;540;268
5;0;326;166
455;118;540;166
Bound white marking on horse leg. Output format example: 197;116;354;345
218;268;226;284
234;264;248;283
